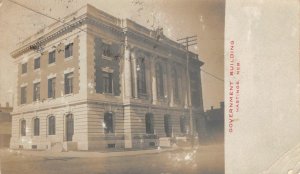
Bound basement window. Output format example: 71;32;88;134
107;144;116;148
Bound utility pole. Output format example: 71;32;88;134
177;35;197;147
177;35;197;51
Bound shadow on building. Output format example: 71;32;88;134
0;102;13;148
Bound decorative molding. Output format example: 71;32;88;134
101;66;114;73
11;17;87;58
47;73;57;79
33;79;41;84
20;83;28;87
64;67;75;74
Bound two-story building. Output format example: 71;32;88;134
10;4;205;151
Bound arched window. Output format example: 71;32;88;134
145;113;154;134
137;58;147;94
104;112;114;133
164;115;172;137
180;116;187;134
155;62;164;98
20;119;26;136
48;115;56;135
172;68;179;100
33;117;40;136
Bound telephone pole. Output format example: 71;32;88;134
177;35;197;51
177;35;197;147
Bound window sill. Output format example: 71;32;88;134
64;93;74;97
34;68;40;72
48;62;56;67
64;56;73;61
102;55;113;61
47;134;56;136
32;100;42;104
102;92;114;96
47;97;56;100
137;93;148;99
104;133;116;137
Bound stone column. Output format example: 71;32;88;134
150;58;157;104
123;46;132;100
123;43;133;149
167;63;173;107
131;51;138;99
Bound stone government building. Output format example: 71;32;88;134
10;4;205;151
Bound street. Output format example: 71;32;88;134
0;145;223;174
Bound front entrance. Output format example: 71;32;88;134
66;114;74;141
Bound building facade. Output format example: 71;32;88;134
10;4;204;151
0;103;13;148
205;102;224;144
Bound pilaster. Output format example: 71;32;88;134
150;57;157;104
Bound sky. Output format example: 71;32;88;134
0;0;224;110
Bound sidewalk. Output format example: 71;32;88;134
6;146;180;158
2;144;222;159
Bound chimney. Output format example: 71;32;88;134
220;102;224;109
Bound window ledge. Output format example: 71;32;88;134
64;93;74;97
64;56;73;61
46;97;56;102
48;62;56;67
102;92;114;96
34;68;40;72
104;133;116;136
102;55;113;61
47;134;56;136
32;100;41;103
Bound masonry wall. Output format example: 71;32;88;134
10;102;88;150
17;35;81;106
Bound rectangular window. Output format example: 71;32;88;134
180;116;187;134
65;43;73;58
48;78;56;98
33;82;40;101
137;58;147;94
21;63;27;74
64;72;73;95
102;43;112;57
34;57;40;69
104;113;114;133
145;113;154;134
103;72;113;94
20;120;26;136
49;51;56;64
48;116;56;135
164;115;172;137
33;118;40;136
20;86;27;104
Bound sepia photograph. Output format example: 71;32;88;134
0;0;225;174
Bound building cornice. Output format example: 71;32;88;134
11;15;88;58
10;3;203;66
